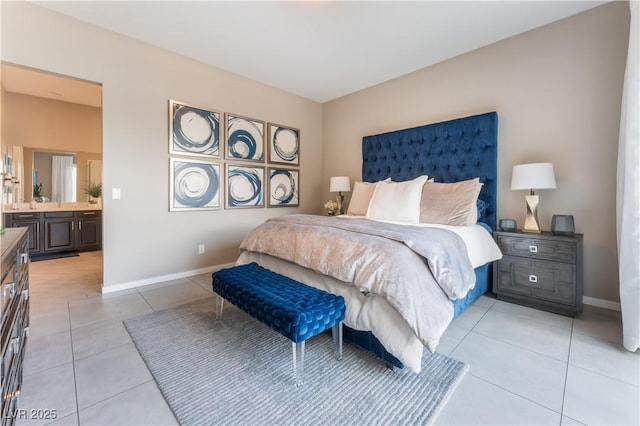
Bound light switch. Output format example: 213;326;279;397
112;188;121;199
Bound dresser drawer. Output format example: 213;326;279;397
44;211;74;219
8;212;41;221
496;235;577;263
495;256;576;306
76;210;101;218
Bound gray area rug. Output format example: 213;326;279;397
124;296;468;425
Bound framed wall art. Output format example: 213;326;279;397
170;158;221;211
169;99;220;158
226;164;265;209
225;114;265;162
268;123;300;166
267;167;299;207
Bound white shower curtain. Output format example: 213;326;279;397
617;1;639;352
51;155;76;202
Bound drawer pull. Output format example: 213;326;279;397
529;245;538;253
22;289;29;301
3;282;16;298
529;275;538;283
10;337;19;353
20;253;29;264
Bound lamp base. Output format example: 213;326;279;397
522;194;542;233
336;193;345;215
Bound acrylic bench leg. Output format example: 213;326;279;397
215;294;224;319
332;322;343;360
292;341;305;387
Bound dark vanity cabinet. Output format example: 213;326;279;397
3;209;102;258
4;213;41;254
44;211;75;253
75;210;102;252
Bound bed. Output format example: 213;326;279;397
237;111;500;372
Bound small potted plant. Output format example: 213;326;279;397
84;181;102;204
33;182;46;202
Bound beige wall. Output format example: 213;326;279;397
2;92;102;202
322;2;629;304
3;91;101;153
1;2;323;288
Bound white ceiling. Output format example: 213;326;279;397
20;1;607;104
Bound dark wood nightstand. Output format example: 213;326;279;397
493;230;583;317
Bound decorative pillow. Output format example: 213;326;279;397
366;175;429;223
419;178;482;226
346;181;377;216
346;178;391;216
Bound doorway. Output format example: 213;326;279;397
1;62;104;287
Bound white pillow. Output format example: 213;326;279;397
366;175;429;223
347;178;391;216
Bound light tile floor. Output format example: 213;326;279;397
17;252;640;425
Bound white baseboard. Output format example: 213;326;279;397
582;296;621;311
101;262;236;294
102;268;623;313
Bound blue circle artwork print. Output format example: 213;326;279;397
272;127;299;163
173;103;219;156
174;162;219;209
227;117;263;161
270;169;298;206
228;167;263;207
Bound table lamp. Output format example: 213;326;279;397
330;176;351;215
511;163;556;233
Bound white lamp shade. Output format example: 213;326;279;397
511;163;557;190
330;176;351;192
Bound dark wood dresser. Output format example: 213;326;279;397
1;228;30;425
493;230;583;317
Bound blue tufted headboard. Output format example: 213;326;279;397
362;111;498;229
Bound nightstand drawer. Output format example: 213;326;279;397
496;235;577;263
495;256;576;306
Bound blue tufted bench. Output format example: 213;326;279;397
211;262;346;386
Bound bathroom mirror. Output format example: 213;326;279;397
32;151;77;202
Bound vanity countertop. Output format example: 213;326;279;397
3;202;102;213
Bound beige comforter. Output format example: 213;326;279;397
239;214;476;364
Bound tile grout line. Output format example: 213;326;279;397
558;318;575;423
456;309;571;422
467;373;564;419
469;327;570;363
136;288;157;312
474;301;574;364
73;379;156;414
67;300;82;426
447;304;493;355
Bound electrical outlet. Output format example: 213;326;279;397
198;244;205;254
